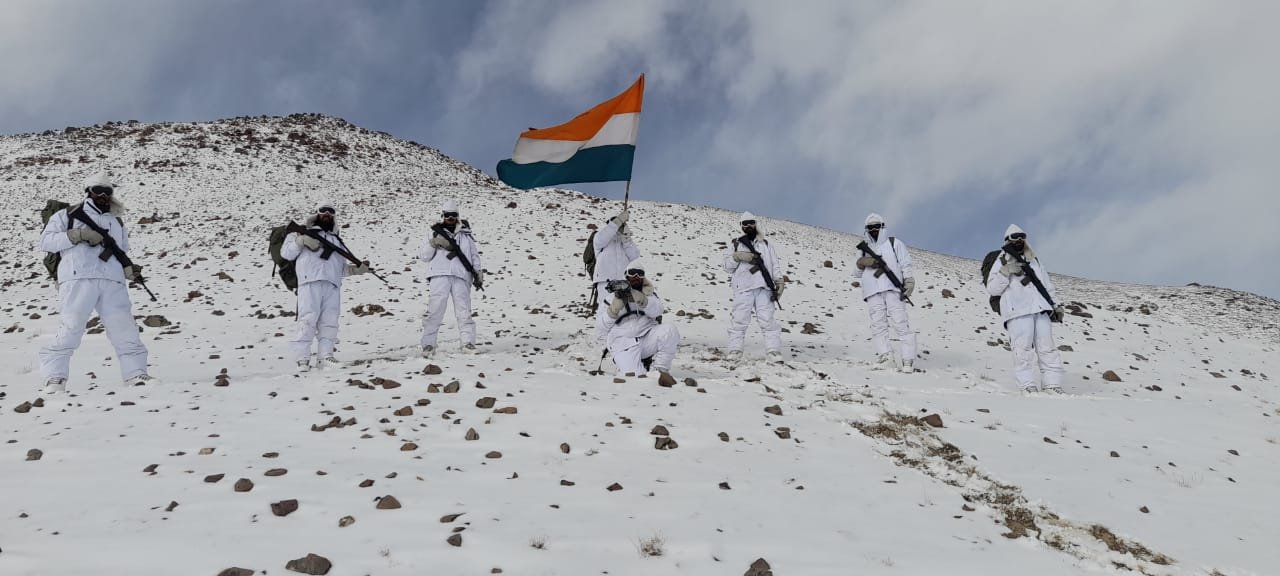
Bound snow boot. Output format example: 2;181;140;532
296;360;311;373
462;343;478;354
1043;386;1065;395
873;353;892;369
421;345;435;359
42;377;67;394
125;374;156;387
900;360;914;374
318;356;342;369
767;350;783;363
1021;386;1039;396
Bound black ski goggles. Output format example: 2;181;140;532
865;223;884;231
442;211;459;219
88;185;114;197
625;268;645;278
740;220;757;226
317;207;336;215
1008;233;1027;241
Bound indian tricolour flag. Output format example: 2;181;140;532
496;75;643;190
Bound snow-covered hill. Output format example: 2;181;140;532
1;115;1276;576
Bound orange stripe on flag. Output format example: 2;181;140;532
522;75;644;142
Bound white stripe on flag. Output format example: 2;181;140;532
510;113;640;165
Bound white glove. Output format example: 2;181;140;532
629;289;647;308
430;236;452;249
124;265;142;282
773;282;786;298
614;209;629;226
68;228;104;246
295;235;321;251
902;277;915;298
471;270;484;289
733;251;755;263
999;260;1024;277
347;263;370;276
607;295;627;318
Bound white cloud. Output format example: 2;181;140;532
457;0;1280;296
1;1;1275;296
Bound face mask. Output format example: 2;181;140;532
741;225;758;239
316;214;335;231
867;227;882;241
1006;239;1026;252
625;269;645;290
88;187;113;211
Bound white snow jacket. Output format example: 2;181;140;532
986;247;1058;323
855;236;913;300
419;223;482;282
591;220;641;285
40;201;129;285
723;235;780;293
282;227;353;288
607;287;665;342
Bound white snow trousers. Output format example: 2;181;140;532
594;285;616;346
291;281;341;362
1006;312;1064;389
421;275;475;348
39;278;148;382
866;291;917;361
728;287;781;352
610;323;680;375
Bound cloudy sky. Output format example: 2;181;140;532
3;0;1277;297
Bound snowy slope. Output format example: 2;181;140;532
0;115;1277;576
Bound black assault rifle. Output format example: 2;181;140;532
1002;247;1061;323
286;221;390;285
69;206;157;301
856;240;913;306
736;235;782;309
430;223;484;291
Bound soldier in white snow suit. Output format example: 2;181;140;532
985;225;1066;394
723;211;784;362
419;200;483;357
854;213;918;373
606;259;680;386
282;202;370;371
591;208;642;346
37;172;153;393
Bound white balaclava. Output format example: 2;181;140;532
625;258;646;284
83;171;124;214
441;199;459;215
84;171;117;190
740;211;761;238
1003;224;1026;241
310;201;337;230
864;212;885;241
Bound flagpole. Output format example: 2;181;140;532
623;179;631;210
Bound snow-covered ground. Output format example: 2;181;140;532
0;115;1276;576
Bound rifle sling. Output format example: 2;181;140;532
736;236;777;292
431;224;481;281
1004;250;1056;309
857;241;904;292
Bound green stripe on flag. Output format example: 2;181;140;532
497;145;635;190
